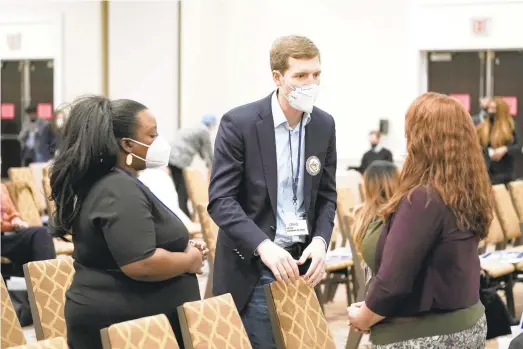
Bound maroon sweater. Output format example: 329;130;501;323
366;186;481;317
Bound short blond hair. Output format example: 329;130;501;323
270;35;320;73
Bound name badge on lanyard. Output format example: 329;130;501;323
284;117;309;237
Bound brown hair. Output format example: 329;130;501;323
353;161;399;254
380;92;492;239
270;35;320;73
477;97;515;148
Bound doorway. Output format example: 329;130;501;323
427;50;523;179
1;59;54;177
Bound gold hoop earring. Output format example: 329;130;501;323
126;154;133;166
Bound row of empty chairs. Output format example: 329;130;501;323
2;256;336;349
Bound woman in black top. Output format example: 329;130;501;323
477;97;520;185
50;96;207;349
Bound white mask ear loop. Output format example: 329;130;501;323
125;138;148;162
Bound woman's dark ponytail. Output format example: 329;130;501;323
49;96;146;238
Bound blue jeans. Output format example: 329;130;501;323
240;267;277;349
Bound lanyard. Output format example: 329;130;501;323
288;117;304;206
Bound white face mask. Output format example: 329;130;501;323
56;118;64;128
128;135;171;168
283;81;320;114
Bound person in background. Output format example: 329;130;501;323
352;131;393;174
18;105;56;165
168;114;216;217
50;96;208;349
347;93;490;348
1;183;56;273
351;161;399;275
477;97;520;185
472;97;490;126
208;35;337;348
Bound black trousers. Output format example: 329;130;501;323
168;164;190;217
2;227;56;273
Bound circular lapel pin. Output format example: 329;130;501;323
306;156;321;176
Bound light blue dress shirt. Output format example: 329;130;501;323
272;91;311;248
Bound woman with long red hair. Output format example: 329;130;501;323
477;97;520;184
347;92;491;348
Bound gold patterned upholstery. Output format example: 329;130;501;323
9;337;68;349
100;314;179;349
23;257;75;340
265;278;336;349
42;176;55;217
29;162;50;212
195;204;217;263
508;181;523;222
8;167;44;212
183;168;209;222
334;187;357;246
9;179;42;227
196;203;218;298
492;184;521;240
178;293;252;349
1;276;27;348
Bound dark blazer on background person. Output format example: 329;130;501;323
208;93;337;311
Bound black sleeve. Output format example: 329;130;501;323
507;130;521;156
385;149;393;163
89;177;156;267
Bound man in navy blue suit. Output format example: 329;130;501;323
208;35;337;349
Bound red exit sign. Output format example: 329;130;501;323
472;18;490;36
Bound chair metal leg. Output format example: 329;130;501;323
314;285;325;313
505;274;516;317
345;327;363;349
204;267;213;299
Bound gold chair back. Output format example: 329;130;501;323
508;181;523;222
183;168;209;222
8;167;43;212
178;293;252;349
9;179;42;227
1;276;27;348
492;184;521;240
100;314;179;349
29;162;50;212
23;257;75;340
264;278;336;349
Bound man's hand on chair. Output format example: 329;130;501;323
258;240;300;283
297;239;326;287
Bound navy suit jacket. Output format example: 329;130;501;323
207;93;337;311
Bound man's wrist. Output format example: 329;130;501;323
254;239;271;256
312;236;328;252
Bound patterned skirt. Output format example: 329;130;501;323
373;315;487;349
